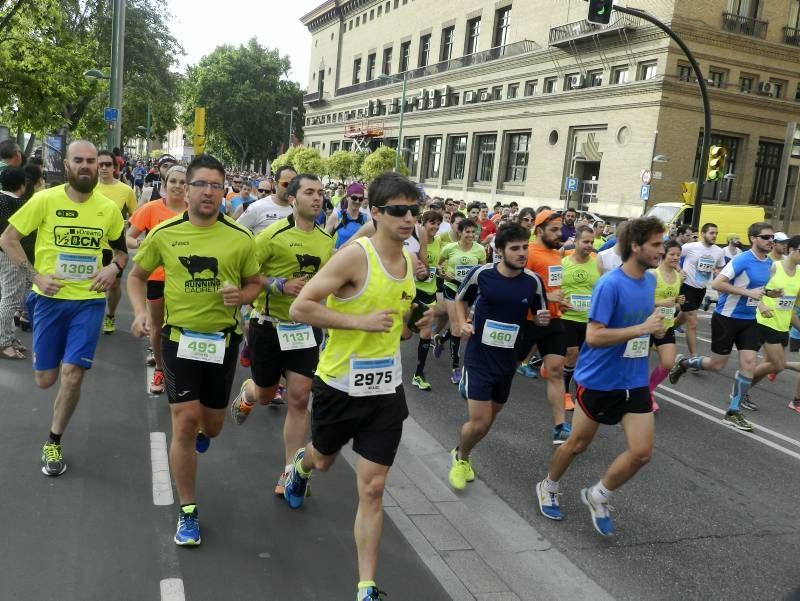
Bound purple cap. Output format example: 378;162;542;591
347;182;365;196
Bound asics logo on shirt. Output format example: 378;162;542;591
54;226;103;249
170;240;189;247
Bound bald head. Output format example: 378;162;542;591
64;140;99;194
66;140;98;160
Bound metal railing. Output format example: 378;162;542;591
783;26;800;46
335;39;537;97
721;12;768;39
548;13;639;45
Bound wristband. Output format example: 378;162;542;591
112;260;124;273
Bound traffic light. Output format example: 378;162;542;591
681;181;697;205
587;0;614;25
706;145;727;182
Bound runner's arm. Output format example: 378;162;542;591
126;263;152;319
586;315;663;347
0;225;34;276
711;273;761;299
126;224;144;249
324;210;339;234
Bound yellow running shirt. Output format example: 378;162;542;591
8;184;124;301
757;260;800;333
652;266;681;330
96;181;137;218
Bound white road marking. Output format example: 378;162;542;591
160;578;185;601
150;432;174;506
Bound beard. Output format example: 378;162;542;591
67;165;98;193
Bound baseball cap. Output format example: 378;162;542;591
774;232;789;242
158;154;177;167
346;182;365;197
534;209;562;228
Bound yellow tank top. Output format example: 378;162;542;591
653;266;681;329
316;237;416;394
757;260;800;332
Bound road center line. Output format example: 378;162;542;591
150;432;174;506
160;578;186;601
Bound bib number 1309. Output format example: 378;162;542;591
349;356;395;397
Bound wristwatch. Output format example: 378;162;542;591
112;260;124;273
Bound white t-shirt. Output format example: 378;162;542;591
236;196;293;235
724;246;742;263
681;241;725;289
437;222;452;236
598;247;622;272
403;225;422;254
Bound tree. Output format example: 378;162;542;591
292;148;327;176
271;146;303;174
327;150;359;183
361;146;407;182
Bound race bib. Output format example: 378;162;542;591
658;305;675;319
747;296;760;307
777;296;796;311
697;256;715;273
548;265;563;287
55;253;99;280
481;320;520;348
623;336;650;359
428;266;437;280
348;356;396;397
276;323;316;351
570;294;592;312
177;330;225;364
454;264;473;282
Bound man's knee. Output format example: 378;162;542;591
629;446;652;467
34;370;58;389
359;472;387;501
60;364;85;388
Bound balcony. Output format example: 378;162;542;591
548;13;639;47
335;39;538;97
303;90;328;106
783;26;800;46
721;12;768;39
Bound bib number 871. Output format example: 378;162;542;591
353;370;392;387
187;341;217;354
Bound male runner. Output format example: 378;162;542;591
0;140;127;476
237;166;295;236
285;172;430;601
144;154;177;202
448;223;547;490
128;154;261;546
669;222;777;432
229;173;334;496
536;216;666;536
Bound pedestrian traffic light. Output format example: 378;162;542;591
706;145;727;182
681;181;697;204
587;0;614;25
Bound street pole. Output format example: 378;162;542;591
108;0;126;150
613;4;710;231
288;109;294;148
776;122;796;230
395;73;407;172
145;101;151;157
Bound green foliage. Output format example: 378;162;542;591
361;146;407;182
327;150;365;182
292;148;327;176
271;146;303;174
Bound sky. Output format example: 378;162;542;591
166;0;321;86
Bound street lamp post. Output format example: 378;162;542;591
109;0;126;150
84;69;113;149
135;102;152;158
380;72;408;172
276;106;299;149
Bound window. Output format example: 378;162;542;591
524;79;537;96
352;58;362;84
474;134;496;183
465;17;481;55
740;75;754;92
728;0;760;19
752;141;783;205
386;1;390;12
330;141;340;154
356;16;360;26
796;84;800;101
370;9;374;20
493;6;512;48
399;41;411;72
677;64;692;82
791;0;800;29
382;47;392;76
692;133;740;201
507;83;519;99
708;69;726;88
769;79;786;98
588;70;603;87
317;69;325;95
440;26;455;62
492;85;502;100
349;20;353;31
394;0;398;7
418;34;431;67
366;53;376;80
424;137;442;179
505;132;530;183
611;66;629;84
564;73;581;90
447;135;467;180
639;61;657;80
543;77;557;94
377;5;382;16
404;137;420;176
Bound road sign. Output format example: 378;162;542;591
565;177;579;192
640;184;651;201
104;107;119;123
640;169;652;185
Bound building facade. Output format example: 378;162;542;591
300;0;800;220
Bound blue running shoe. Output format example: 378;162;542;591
516;364;538;378
450;368;461;385
580;487;614;536
552;422;571;446
536;480;563;521
432;334;445;359
195;432;211;453
174;505;201;546
359;586;387;600
284;448;310;509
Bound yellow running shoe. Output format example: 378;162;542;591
448;448;474;490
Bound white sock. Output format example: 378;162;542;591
543;475;559;493
590;481;612;504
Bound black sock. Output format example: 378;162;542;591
48;431;61;445
563;366;574;391
416;338;431;377
450;336;461;369
439;329;451;343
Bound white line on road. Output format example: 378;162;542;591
160;578;186;601
150;432;174;506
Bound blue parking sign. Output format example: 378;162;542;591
640;184;650;201
565;177;579;192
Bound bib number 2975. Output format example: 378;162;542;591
349;357;396;397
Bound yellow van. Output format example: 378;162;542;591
644;202;765;243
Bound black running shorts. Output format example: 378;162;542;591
562;319;587;349
575;385;651;426
757;323;789;347
711;313;760;355
523;318;567;358
679;283;706;312
248;320;322;388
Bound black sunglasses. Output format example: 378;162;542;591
350;195;364;201
379;204;420;217
757;234;774;240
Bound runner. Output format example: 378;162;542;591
229;173;333;498
126;165;188;393
673;223;725;359
438;218;486;384
0;140;127;476
144;154;177;202
284;172;430;601
669;222;777;432
430;212;464;357
770;232;789;263
326;182;370;249
597;221;627;274
560;225;600;412
535;216;666;536
447;223;547;490
127;154;261;546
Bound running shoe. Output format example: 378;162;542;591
271;385;285;405
239;343;251;368
767;372;777;382
41;442;66;477
668;353;687;385
702;296;711;312
195;432;211;453
432;333;445;359
450;369;461;385
102;315;116;334
412;375;432;391
516;364;538;378
146;347;156;367
580;487;614;536
149;369;165;394
448;448;474;490
535;480;563;521
174;505;201;546
359;586;387;601
275;471;312;497
788;399;800;414
230;379;254;425
723;411;753;432
529;354;543;369
284;448;310;509
564;393;574;411
740;393;758;411
552;422;571;446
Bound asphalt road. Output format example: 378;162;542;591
401;312;800;601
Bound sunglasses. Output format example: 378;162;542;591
379;204;420;217
350;195;364;201
98;162;114;167
756;234;774;240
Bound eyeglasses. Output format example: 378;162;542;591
350;195;364;202
98;162;114;168
378;204;420;217
757;234;774;241
188;181;225;191
232;180;242;184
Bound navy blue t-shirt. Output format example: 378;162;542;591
574;267;656;391
457;264;547;376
